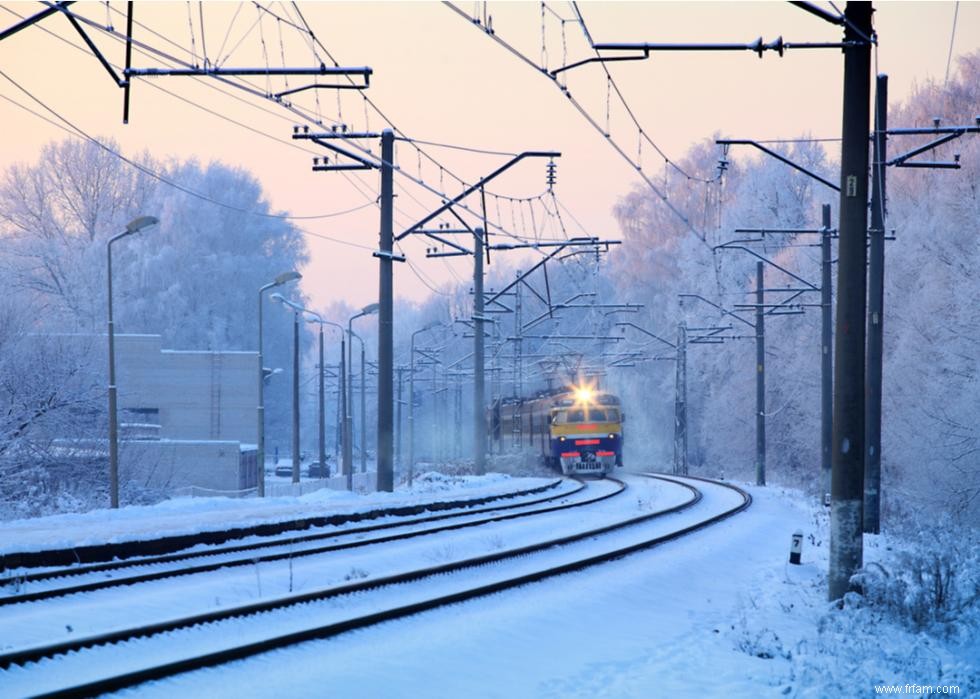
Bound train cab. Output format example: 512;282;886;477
548;388;623;476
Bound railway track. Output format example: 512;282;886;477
0;476;619;606
0;477;568;572
0;474;749;699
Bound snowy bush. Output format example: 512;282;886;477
852;524;980;637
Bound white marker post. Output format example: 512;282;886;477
789;530;803;565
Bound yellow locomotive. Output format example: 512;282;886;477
489;384;624;476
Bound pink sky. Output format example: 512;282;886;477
1;1;976;310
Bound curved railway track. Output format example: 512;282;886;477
0;476;621;606
0;474;750;699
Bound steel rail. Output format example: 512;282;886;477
4;475;748;696
0;478;620;606
1;476;650;671
2;478;579;590
0;478;565;571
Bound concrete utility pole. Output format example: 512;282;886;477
674;322;688;476
864;73;887;534
830;0;873;602
473;226;487;475
821;204;834;503
377;129;395;492
755;262;766;487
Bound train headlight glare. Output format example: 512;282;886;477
559;436;566;442
609;433;615;439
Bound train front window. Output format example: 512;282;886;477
554;408;620;424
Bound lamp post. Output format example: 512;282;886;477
347;329;363;486
257;271;302;497
305;317;345;479
272;295;346;482
107;215;159;509
360;337;367;474
346;303;379;489
409;321;442;488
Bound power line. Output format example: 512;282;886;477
944;1;960;86
443;1;704;240
4;4;585;265
0;69;378;224
82;2;565;247
570;1;720;187
0;87;380;252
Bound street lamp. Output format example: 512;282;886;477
271;295;344;481
346;303;379;490
305;316;345;480
271;293;302;484
257;271;302;497
409;321;443;488
107;214;159;509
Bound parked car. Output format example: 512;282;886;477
307;460;331;478
274;463;293;478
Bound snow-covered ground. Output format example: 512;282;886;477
115;479;980;698
0;472;559;556
1;474;976;698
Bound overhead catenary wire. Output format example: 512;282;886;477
443;1;705;241
4;3;591;267
944;1;960;87
97;1;574;247
571;1;720;188
0;87;383;255
0;69;384;227
0;4;465;238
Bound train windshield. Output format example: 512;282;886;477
553;408;619;424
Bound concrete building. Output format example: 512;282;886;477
114;334;259;494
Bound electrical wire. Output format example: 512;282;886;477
0;69;378;225
0;82;382;254
443;1;704;240
944;1;960;86
83;2;566;248
570;1;720;187
4;3;586;268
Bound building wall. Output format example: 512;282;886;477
112;334;259;492
124;440;257;492
115;335;258;444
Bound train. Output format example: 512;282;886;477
488;385;624;476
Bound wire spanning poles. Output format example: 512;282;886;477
0;2;372;123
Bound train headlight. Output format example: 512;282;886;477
574;386;594;404
559;436;566;442
609;433;615;439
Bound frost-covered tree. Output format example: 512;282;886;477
0;139;312;515
606;52;980;527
